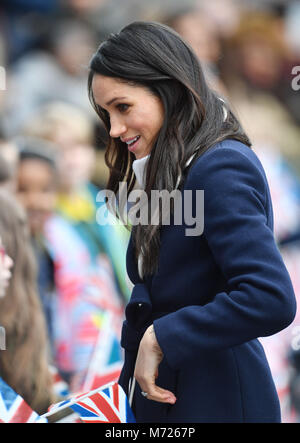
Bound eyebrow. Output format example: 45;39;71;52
105;97;127;106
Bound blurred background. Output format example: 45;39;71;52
0;0;300;421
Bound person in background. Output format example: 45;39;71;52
2;18;96;137
0;0;59;64
162;5;226;96
15;138;58;354
15;136;124;389
217;10;300;421
219;9;300;171
0;189;55;414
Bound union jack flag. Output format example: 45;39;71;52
0;377;47;423
49;365;70;399
45;382;135;423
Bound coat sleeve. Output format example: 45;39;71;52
153;146;297;371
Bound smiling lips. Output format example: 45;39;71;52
122;135;140;144
122;135;141;151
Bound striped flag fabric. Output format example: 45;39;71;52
49;365;70;399
0;377;47;423
44;382;135;423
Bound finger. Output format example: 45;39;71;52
140;383;176;404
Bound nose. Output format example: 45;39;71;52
109;116;127;139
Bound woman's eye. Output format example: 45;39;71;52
117;104;129;112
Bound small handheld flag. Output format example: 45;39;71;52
44;381;135;423
0;377;47;423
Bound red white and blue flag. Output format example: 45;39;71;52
49;365;70;399
0;377;47;423
45;382;135;423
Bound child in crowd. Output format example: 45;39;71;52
0;189;54;414
15;137;124;389
16;138;58;352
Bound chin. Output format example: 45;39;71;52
135;152;149;160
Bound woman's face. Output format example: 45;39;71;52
0;237;13;298
92;75;165;159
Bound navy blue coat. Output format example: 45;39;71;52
118;139;296;423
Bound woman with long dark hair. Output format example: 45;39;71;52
0;190;55;414
88;21;296;423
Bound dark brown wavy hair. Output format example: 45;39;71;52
88;21;251;277
0;190;54;414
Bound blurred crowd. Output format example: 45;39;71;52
0;0;300;422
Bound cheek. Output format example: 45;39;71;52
134;107;163;137
144;115;164;138
33;189;56;211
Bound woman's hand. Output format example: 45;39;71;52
134;325;177;404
